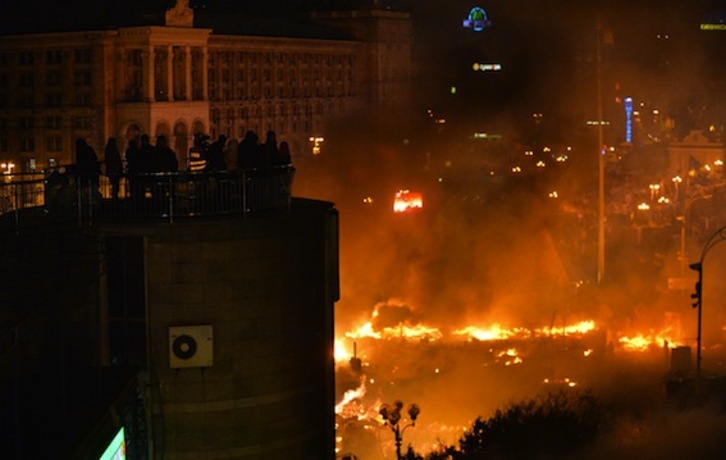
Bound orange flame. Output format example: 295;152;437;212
335;339;353;363
346;321;443;341
453;323;529;341
393;190;423;213
335;378;367;417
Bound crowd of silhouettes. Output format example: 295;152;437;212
194;129;293;172
72;129;293;199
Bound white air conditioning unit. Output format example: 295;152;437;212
169;325;214;369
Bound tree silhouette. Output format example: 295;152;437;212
428;390;604;459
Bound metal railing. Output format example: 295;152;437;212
0;166;295;231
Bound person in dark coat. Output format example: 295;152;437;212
238;131;260;169
104;137;123;199
155;135;179;173
75;138;99;191
206;135;227;171
262;130;279;167
138;134;156;174
277;141;292;165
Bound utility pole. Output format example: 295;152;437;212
596;21;606;284
689;225;726;393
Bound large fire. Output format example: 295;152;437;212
334;301;697;456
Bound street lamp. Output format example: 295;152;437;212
379;401;420;460
688;224;726;391
309;136;324;155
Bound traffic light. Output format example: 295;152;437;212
691;281;701;309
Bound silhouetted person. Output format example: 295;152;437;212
262;130;279;167
238;130;260;169
277;141;295;193
75;138;99;191
125;139;140;175
276;141;291;165
206;135;227;171
104;137;123;199
138;134;156;174
155;135;179;173
227;137;239;170
188;134;208;172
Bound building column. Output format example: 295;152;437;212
116;48;126;101
201;47;209;100
185;46;192;101
142;45;155;102
167;46;175;102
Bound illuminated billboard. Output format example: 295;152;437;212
624;97;633;143
462;7;491;32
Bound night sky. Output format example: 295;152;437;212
1;0;722;128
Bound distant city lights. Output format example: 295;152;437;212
700;24;726;31
472;132;501;140
472;62;502;72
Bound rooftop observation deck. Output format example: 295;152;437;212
0;165;296;233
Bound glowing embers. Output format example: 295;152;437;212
543;377;578;388
393;189;424;213
497;348;523;366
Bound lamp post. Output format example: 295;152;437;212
688;224;726;391
379;401;420;460
679;193;712;280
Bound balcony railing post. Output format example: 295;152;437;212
13;183;19;235
75;178;82;227
168;176;174;223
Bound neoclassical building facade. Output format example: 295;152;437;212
0;0;411;171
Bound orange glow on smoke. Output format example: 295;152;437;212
393;190;423;213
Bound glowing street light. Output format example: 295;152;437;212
380;401;420;460
649;183;661;200
309;136;324;155
1;162;15;174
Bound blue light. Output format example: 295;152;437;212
624;97;633;143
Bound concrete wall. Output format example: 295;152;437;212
139;201;337;459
